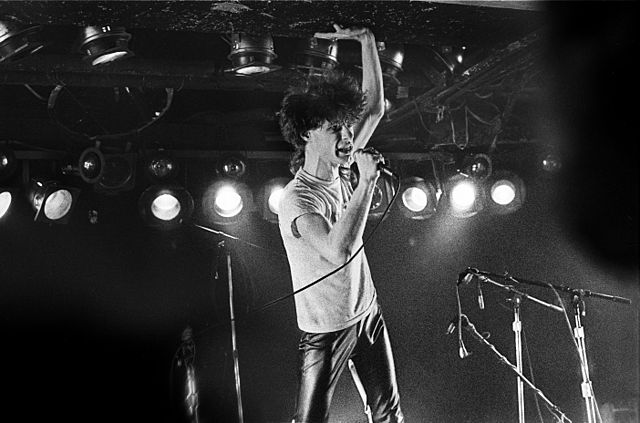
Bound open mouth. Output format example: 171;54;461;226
335;146;353;157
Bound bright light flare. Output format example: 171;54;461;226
402;187;428;212
267;186;285;215
151;193;181;221
0;191;12;218
214;186;243;218
491;180;516;205
450;181;477;211
42;189;73;220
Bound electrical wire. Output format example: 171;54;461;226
182;170;402;349
22;84;48;102
522;327;545;423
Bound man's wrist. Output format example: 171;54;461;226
357;29;375;44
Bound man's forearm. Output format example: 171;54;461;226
360;32;384;118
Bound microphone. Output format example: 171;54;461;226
457;268;475;286
476;280;485;310
446;315;471;359
378;162;395;177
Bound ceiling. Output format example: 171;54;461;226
0;1;548;169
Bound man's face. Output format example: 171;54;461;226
309;121;355;166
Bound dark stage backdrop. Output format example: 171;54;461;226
1;3;638;423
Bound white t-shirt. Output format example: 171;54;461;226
278;168;376;333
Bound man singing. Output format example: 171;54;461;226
277;24;405;423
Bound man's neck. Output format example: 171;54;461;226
302;155;339;181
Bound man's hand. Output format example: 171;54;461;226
314;24;373;43
353;147;383;184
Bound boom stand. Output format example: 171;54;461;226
218;241;244;423
472;271;565;423
469;268;632;423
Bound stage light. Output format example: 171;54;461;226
225;33;280;76
259;177;290;224
293;37;338;76
145;150;177;182
77;147;105;184
79;26;133;66
542;152;562;173
398;177;439;220
369;176;395;221
377;42;404;85
203;179;254;225
96;153;136;193
139;185;194;229
28;180;80;224
445;174;485;218
0;146;17;181
457;153;492;181
0;190;12;219
488;171;526;215
0;21;45;63
217;156;246;179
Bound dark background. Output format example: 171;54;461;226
1;2;638;423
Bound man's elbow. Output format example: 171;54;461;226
325;247;354;266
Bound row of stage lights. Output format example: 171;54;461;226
1;20;468;84
1;145;529;229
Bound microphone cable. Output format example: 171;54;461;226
184;169;401;343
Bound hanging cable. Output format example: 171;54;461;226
186;172;401;347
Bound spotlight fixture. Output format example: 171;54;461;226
541;151;562;173
369;176;396;221
397;177;439;220
293;37;338;76
457;153;493;181
487;171;526;215
0;21;45;63
217;155;247;179
0;189;13;219
0;146;17;181
202;179;254;226
224;33;280;76
259;177;290;224
78;147;105;184
445;173;485;218
79;26;134;66
139;185;194;229
145;150;178;182
377;42;405;86
95;153;136;193
27;179;81;224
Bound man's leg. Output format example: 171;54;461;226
350;303;404;423
293;327;358;422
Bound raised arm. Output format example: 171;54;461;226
314;25;385;149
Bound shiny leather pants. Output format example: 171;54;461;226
293;302;404;423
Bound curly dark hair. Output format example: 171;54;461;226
279;71;366;174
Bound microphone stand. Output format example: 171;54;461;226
457;314;572;423
217;240;245;423
468;270;564;423
469;269;632;423
193;224;248;422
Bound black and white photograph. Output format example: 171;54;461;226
1;1;638;422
